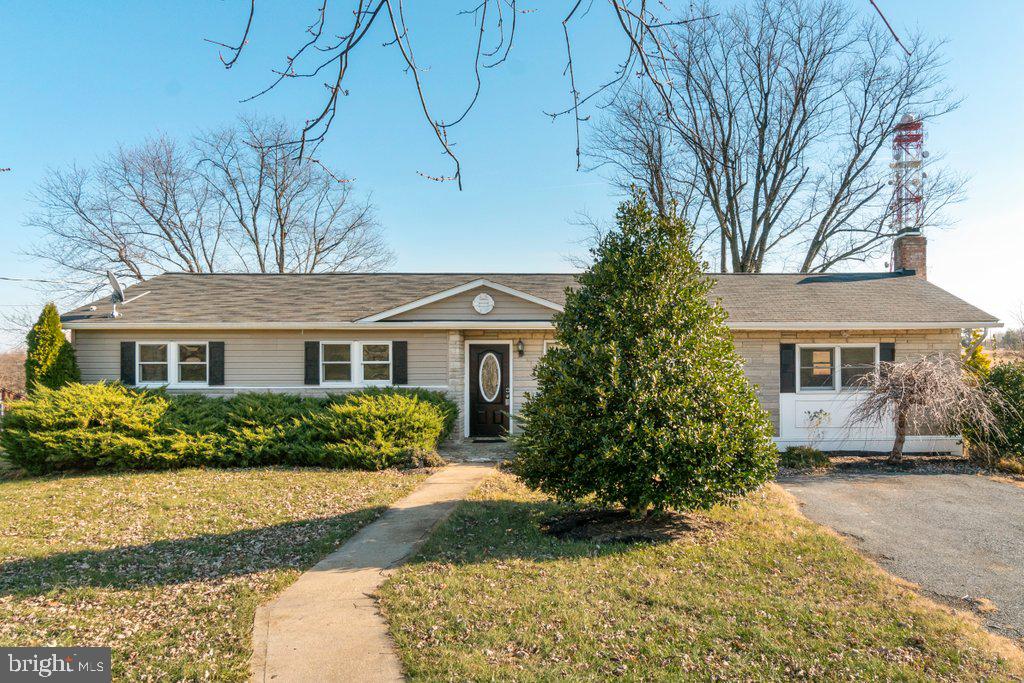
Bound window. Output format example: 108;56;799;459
137;342;211;386
799;348;835;390
321;341;391;384
322;343;353;383
840;347;876;388
361;343;391;382
543;340;562;354
138;343;168;383
797;345;879;392
177;343;208;383
478;352;501;401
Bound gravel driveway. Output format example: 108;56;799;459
781;471;1024;641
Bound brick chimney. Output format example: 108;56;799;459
892;232;926;279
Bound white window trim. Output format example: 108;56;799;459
795;343;879;394
176;341;210;385
320;341;393;387
360;341;393;385
136;341;209;388
136;342;170;387
320;341;355;386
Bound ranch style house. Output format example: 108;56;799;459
61;234;999;451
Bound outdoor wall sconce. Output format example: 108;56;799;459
516;339;525;357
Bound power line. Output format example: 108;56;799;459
0;276;99;285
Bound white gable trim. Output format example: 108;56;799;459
355;278;564;323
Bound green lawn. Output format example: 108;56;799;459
380;472;1024;681
0;467;426;681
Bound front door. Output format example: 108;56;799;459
468;344;510;438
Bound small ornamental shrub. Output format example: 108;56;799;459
2;382;165;434
350;387;459;442
779;446;831;469
996;458;1024;475
511;192;777;515
0;383;170;473
961;328;993;377
0;382;457;475
302;393;445;469
226;392;321;429
158;392;232;434
24;303;80;392
968;361;1024;469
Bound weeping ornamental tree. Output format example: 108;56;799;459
25;303;80;392
512;193;777;514
849;355;1002;463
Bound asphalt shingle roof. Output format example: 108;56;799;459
61;271;998;327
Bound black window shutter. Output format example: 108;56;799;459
392;341;408;385
879;342;896;364
120;342;136;385
208;341;225;386
304;341;320;385
780;343;796;393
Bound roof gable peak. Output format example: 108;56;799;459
356;278;564;323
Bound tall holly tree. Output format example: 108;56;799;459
25;303;80;392
512;193;777;514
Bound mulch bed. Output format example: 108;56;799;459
541;507;723;544
826;452;983;474
780;452;1024;485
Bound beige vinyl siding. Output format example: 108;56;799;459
463;328;957;438
73;324;961;442
386;286;557;322
73;329;448;389
732;328;961;435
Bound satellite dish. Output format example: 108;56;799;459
107;271;125;304
105;270;150;318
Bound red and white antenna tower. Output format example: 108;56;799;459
890;114;928;234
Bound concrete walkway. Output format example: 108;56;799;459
250;462;495;682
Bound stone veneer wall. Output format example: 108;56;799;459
731;328;961;436
446;330;466;437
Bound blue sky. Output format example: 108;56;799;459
1;1;1021;348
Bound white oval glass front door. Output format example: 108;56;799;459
479;352;500;402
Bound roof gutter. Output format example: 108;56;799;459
61;320;558;330
62;319;1001;331
729;321;1002;330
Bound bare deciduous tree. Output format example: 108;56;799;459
848;355;1001;462
26;117;392;296
0;349;27;395
196;118;388;274
206;1;722;188
589;84;707;223
208;0;926;213
591;0;964;272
